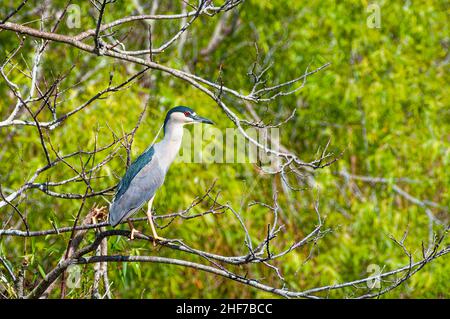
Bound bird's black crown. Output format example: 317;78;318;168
163;106;194;132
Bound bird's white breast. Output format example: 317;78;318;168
154;122;184;172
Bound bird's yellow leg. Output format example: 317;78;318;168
127;220;140;240
146;196;165;245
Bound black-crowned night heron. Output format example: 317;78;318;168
108;106;213;243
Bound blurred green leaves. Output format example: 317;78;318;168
0;0;448;298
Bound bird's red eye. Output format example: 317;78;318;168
184;111;190;117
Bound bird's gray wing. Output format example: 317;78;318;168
109;146;165;226
113;146;155;202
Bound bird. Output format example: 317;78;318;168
108;106;214;243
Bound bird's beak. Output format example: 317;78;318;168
192;114;214;125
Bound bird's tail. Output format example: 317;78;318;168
108;202;121;227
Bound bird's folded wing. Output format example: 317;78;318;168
109;147;165;226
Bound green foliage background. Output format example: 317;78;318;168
0;0;448;298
